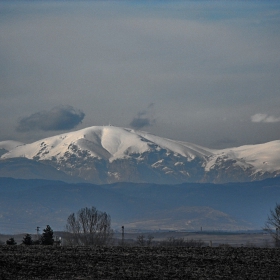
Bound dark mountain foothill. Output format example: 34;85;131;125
0;177;280;233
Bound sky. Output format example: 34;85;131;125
1;0;280;149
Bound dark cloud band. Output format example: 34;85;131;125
16;106;85;132
130;117;153;129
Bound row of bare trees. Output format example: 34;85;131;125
135;235;205;247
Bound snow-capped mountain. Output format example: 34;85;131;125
1;126;280;183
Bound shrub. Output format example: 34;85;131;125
6;237;17;245
22;234;33;245
41;225;54;245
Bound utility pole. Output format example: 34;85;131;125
36;226;40;241
121;226;124;245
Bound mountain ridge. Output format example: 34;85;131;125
1;125;280;184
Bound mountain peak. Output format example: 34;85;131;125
1;125;211;162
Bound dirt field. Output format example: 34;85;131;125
0;245;279;279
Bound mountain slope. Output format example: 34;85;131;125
0;158;80;182
203;141;280;182
1;126;280;183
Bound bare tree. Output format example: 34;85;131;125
159;236;205;247
136;234;145;246
136;234;154;246
146;234;154;246
65;206;113;246
264;203;280;247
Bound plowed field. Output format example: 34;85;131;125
0;246;279;279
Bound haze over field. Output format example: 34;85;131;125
1;1;280;148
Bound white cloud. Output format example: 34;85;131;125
251;114;280;123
